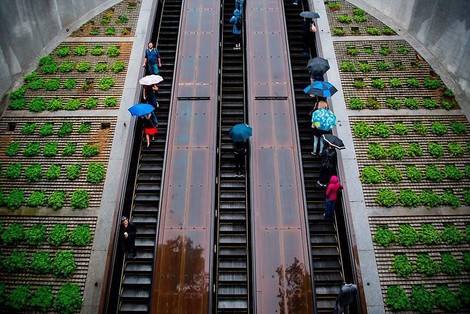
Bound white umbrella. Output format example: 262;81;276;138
139;75;163;85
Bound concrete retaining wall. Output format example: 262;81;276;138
0;0;122;102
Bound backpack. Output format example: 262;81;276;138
236;17;242;29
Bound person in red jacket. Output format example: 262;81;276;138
324;175;343;220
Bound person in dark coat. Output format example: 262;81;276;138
142;84;159;109
234;141;247;177
317;144;337;187
120;216;137;259
302;18;316;56
333;283;358;314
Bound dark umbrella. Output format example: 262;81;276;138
300;11;320;19
229;123;252;143
303;81;338;98
128;103;155;117
306;57;330;75
322;134;345;150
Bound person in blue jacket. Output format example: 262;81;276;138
235;0;244;13
230;9;242;50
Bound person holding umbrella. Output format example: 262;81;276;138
128;103;159;147
311;100;329;155
229;123;252;177
139;75;163;109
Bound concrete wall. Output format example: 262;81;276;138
0;0;122;101
348;0;470;108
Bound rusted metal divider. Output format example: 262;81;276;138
246;0;314;312
149;0;221;312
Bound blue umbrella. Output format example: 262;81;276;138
229;123;252;142
128;103;155;117
312;108;336;131
304;81;338;98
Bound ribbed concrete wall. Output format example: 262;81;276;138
0;0;122;101
349;0;470;107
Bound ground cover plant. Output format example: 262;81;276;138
69;224;91;246
48;224;68;246
71;189;89;209
54;283;83;314
391;254;415;278
25;164;44;182
48;191;66;210
416;253;440;276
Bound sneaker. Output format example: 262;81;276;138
316;180;324;187
310;152;317;155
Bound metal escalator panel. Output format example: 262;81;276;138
282;1;346;313
117;0;183;313
215;0;251;312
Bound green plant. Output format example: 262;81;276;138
87;163;105;183
371;78;385;89
58;61;75;72
340;61;356;72
23;71;39;83
10;86;27;99
49;224;68;246
399;189;420;207
367;143;388;160
425;164;443;181
104;97;117;107
90;45;104;56
363;46;373;54
440;252;462;275
30;286;54;312
337;15;352;23
65;99;81;110
75;61;91;72
29;97;46;112
374;225;395;246
391;254;415;278
78;122;92;133
416;253;440;276
411;285;435;313
41;62;58;74
326;1;341;10
465;189;470;206
56;45;71;57
39;55;54;66
66;164;81;180
466;165;470;178
2;223;24;245
21;123;37;135
23;142;41;157
449;121;467;135
107;45;121;57
423;98;439;109
397;224;419;247
89;27;99;35
98;77;115;90
346;46;359;56
423;77;441;89
441;224;463;244
379;46;392;55
82;144;100;157
367;27;381;36
435;285;460;311
83;97;99;109
44;78;61;91
441;100;455;110
121;27;131;35
376;188;398;207
419;190;441;208
54;283;83;314
388;143;406;160
353;121;371;139
389;78;403;88
43;141;58;157
27;191;47;207
7;285;31;310
6;142;20;156
372;123;390;138
62;143;77;156
464;252;470;270
74;45;88;56
413;122;428;135
443;88;454;97
30;252;52;273
419;224;440;245
62;79;76;90
352;78;366;89
397;45;409;54
70;224;92;246
52;250;76;278
431;122;448;135
332;28;345;36
444;164;463;180
386;285;410;311
111;60;125;73
7;189;24;210
47;98;64;111
354;14;367;22
393;60;405;70
71;190;89;209
406;77;420;88
25;164;42;181
358;61;371;72
105;27;116;35
407;143;423;157
39;123;54;136
427;142;444;159
25;224;46;245
116;14;129;23
382;26;394;35
383;165;402;182
447;142;464;157
360;166;382;184
10;98;27;110
4;250;27;272
46;164;61;180
48;191;65;210
94;62;108;72
0;284;5;306
27;79;44;90
376;61;391;71
57;122;73;137
385;98;402;109
6;163;22;179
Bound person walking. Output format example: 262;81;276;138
311;101;329;155
120;216;137;259
317;144;337;187
235;0;244;13
333;283;358;314
143;83;159;109
324;175;343;220
302;18;316;56
230;9;242;50
142;113;158;147
142;42;161;75
234;141;247;177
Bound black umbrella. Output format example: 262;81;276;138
300;11;320;19
307;57;330;75
322;134;345;150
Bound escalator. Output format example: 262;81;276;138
114;0;183;312
283;1;346;313
213;0;251;312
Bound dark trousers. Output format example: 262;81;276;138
325;199;336;220
319;166;331;185
235;154;244;174
121;238;135;254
